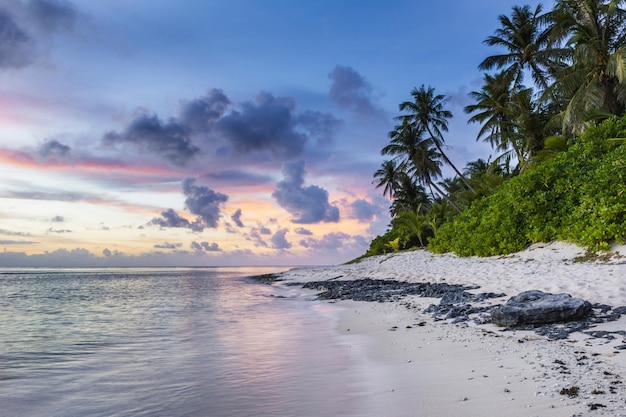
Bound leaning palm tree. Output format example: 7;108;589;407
547;0;626;133
479;4;555;90
382;121;462;213
398;85;476;195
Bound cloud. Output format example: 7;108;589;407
47;228;71;233
0;239;37;245
272;160;339;224
150;208;203;232
51;215;64;222
101;89;229;167
246;225;272;247
5;190;86;201
103;112;199;166
329;65;382;117
445;85;473;110
179;88;231;133
294;227;312;235
182;177;228;228
300;231;351;250
57;87;339;170
0;228;31;236
205;169;273;186
231;209;244;227
191;241;221;252
39;139;71;161
295;110;342;147
154;242;183;249
271;228;291;250
28;0;77;33
0;1;78;70
351;199;378;222
0;8;34;69
216;91;308;158
0;247;287;268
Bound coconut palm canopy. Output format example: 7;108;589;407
373;0;626;255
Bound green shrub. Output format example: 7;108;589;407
428;116;626;256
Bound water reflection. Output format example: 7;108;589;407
0;268;363;417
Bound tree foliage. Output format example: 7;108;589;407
429;116;626;256
368;1;626;258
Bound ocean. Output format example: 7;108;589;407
0;267;369;417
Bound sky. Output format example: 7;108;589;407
0;0;549;267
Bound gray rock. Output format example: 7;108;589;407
491;290;592;327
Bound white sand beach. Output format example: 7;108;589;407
280;242;626;417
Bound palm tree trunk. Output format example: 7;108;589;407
429;179;462;214
426;126;477;195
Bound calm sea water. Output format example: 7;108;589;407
0;267;369;417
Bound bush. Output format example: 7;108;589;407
428;116;626;256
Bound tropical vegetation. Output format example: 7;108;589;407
366;0;626;257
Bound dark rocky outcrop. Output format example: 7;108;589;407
491;290;592;327
297;278;476;303
283;277;626;340
247;273;284;284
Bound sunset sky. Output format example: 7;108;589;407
0;0;547;267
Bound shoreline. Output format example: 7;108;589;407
277;243;626;416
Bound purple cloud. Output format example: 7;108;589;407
150;208;203;232
179;88;231;133
351;199;378;222
271;229;291;250
294;227;313;235
39;139;71;161
154;242;183;250
329;65;382;117
272;160;339;224
231;209;244;228
191;241;221;252
300;232;351;250
29;0;77;33
182;177;228;228
0;9;33;69
216;92;307;158
103;112;199;166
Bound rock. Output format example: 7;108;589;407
491;290;592;327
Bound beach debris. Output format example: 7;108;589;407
559;386;580;398
491;290;592;327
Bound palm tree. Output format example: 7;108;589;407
393;207;430;246
398;85;476;194
466;70;556;173
465;71;518;158
373;159;402;199
479;4;554;90
382;121;462;213
510;86;554;165
547;0;626;133
463;158;508;196
389;174;431;217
